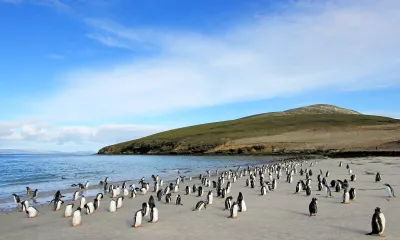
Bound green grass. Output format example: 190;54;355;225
98;112;399;154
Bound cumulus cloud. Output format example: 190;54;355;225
34;0;400;122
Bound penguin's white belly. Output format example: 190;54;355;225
124;189;129;196
133;213;142;227
109;202;116;212
379;213;386;233
150;208;158;222
241;200;247;212
65;207;73;217
386;187;392;197
72;212;81;226
208;195;213;204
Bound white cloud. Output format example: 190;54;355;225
32;0;400;122
0;121;168;150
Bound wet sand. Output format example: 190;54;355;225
0;157;399;240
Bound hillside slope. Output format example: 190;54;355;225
98;104;400;155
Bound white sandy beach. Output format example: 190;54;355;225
0;157;399;240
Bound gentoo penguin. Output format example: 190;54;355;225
207;190;213;204
54;200;64;211
250;179;255;188
31;189;38;200
193;201;207;211
140;187;148;195
330;180;336;188
142;202;150;217
309;197;318;216
116;196;124;209
21;200;29;212
192;184;197;193
306;186;312;196
246;179;250;187
186;186;191;195
12;193;21;205
261;186;267;195
230;202;238;219
157;190;163;201
148;195;156;208
130;189;136;199
221;188;227;198
94;199;100;210
96;193;104;201
326;171;330;178
366;207;385;237
174;184;179;193
154;182;159;192
64;204;74;217
295;181;303;193
239;199;247;212
349;188;356;200
348;169;352;175
176;195;183;205
318;181;323;191
350;175;356;182
339;162;342;167
342;188;350;204
73;191;79;201
375;172;381;182
123;188;129;196
165;193;172;204
72;207;82;226
109;199;117;212
198;186;204;197
324;184;332;198
84;202;95;215
103;182;108;192
26;187;33;195
132;210;142;228
148;207;159;223
335;182;342;192
80;197;86;209
271;179;277;190
384;184;395;198
346;164;350;169
225;196;233;210
164;186;170;195
26;206;39;218
85;181;89;189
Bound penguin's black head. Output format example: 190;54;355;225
375;207;381;213
26;211;29;214
84;204;88;208
77;207;82;211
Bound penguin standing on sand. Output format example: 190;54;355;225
230;202;238;219
64;204;74;217
94;199;100;210
309;197;317;216
207;191;213;204
54;199;64;211
366;207;385;237
193;201;207;211
157;190;162;201
132;209;142;228
148;207;158;223
73;191;79;201
12;193;21;206
350;175;356;182
165;193;172;204
21;200;29;212
306;186;312;196
31;189;38;201
26;206;39;218
376;172;382;182
193;184;197;193
109;199;117;212
198;186;204;197
324;184;332;198
318;181;323;191
261;186;267;195
186;186;191;195
384;184;395;198
72;207;82;226
148;195;156;208
142;202;150;217
175;195;183;205
84;202;95;215
349;188;356;200
342;188;350;204
225;196;233;210
80;197;86;209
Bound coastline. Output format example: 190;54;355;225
1;156;399;240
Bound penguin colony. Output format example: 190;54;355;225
11;159;394;237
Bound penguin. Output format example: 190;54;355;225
339;162;342;167
54;199;64;211
164;186;170;195
123;188;129;196
306;186;312;196
225;196;233;210
21;200;29;212
174;184;179;193
366;207;385;237
318;181;323;191
116;196;124;209
148;195;156;208
26;206;39;218
230;202;238;219
84;202;95;215
142;202;150;217
326;171;330;178
64;204;74;218
85;181;89;189
271;178;277;190
324;184;332;198
193;201;207;211
80;197;86;209
72;191;79;201
250;179;255;188
165;193;172;204
154;183;159;192
198;186;203;197
109;199;117;212
375;172;381;182
148;207;159;223
130;189;136;198
346;164;350;169
72;207;82;226
26;187;33;195
384;183;395;198
140;187;148;195
295;181;303;193
157;190;163;201
192;184;197;193
261;186;267;196
132;210;142;228
207;190;213;205
103;182;108;192
31;189;38;200
94;198;100;210
350;174;356;181
186;186;191;195
12;193;21;205
349;188;356;200
348;169;352;175
95;193;104;201
335;182;342;192
246;179;250;187
330;180;336;188
239;199;247;212
342;188;350;204
309;197;318;216
176;195;183;205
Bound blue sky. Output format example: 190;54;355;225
0;0;399;152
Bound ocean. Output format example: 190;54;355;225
0;154;277;210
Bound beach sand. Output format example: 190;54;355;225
0;157;399;240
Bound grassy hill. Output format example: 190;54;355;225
98;104;400;155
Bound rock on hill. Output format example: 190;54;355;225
98;104;400;156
